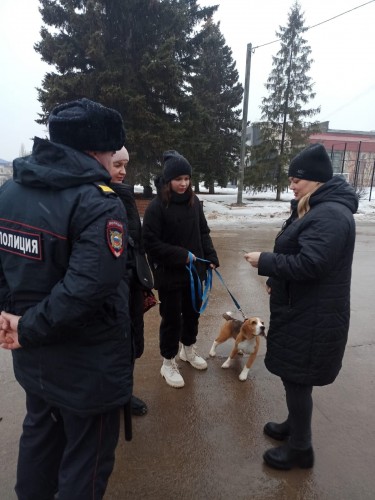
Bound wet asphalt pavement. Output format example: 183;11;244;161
1;221;375;500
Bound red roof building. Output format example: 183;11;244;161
310;123;375;187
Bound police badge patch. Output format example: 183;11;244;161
106;220;125;258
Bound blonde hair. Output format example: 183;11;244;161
297;182;323;218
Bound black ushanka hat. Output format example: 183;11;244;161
48;98;125;152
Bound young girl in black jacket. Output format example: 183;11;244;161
143;150;219;388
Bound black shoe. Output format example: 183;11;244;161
131;395;148;416
264;421;290;441
263;443;314;470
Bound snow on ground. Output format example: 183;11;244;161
135;184;375;226
199;186;375;226
198;188;292;226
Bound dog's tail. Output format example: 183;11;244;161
222;311;234;321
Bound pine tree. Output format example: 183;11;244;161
180;19;243;194
247;1;320;199
34;0;217;185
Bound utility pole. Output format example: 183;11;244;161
237;43;252;205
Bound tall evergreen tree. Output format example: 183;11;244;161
179;19;243;194
34;0;217;185
247;1;320;199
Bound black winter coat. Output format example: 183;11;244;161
0;138;133;415
258;176;358;386
110;182;153;358
110;183;144;273
142;191;219;290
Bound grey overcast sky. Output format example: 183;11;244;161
0;0;374;161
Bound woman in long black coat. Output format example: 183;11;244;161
245;144;358;470
106;147;152;416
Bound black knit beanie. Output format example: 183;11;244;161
288;143;333;182
48;98;126;152
162;150;192;183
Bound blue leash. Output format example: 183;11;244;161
186;252;246;318
186;253;212;314
213;268;247;319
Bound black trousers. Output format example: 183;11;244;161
158;286;201;359
15;391;121;500
282;379;313;449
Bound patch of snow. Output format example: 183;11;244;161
134;183;374;225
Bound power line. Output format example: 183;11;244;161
321;83;375;120
252;0;375;50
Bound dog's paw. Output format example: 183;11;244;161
239;368;249;381
209;349;216;357
221;358;231;369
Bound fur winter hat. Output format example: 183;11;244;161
112;146;129;163
162;150;192;183
48;98;125;152
288;143;333;183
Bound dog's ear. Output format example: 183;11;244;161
241;320;254;337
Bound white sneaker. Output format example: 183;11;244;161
160;358;185;388
180;344;207;370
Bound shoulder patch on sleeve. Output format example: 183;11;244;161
94;183;115;196
106;220;125;258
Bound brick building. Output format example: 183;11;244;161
310;123;375;187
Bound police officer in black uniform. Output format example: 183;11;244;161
0;98;133;500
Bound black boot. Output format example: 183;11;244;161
263;443;314;470
131;395;148;416
264;421;290;441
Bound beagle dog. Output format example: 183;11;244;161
209;312;266;381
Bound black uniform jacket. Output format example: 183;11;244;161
0;138;133;415
142;190;219;291
258;176;358;386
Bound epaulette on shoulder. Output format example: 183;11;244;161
93;182;116;196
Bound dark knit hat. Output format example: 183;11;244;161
162;150;192;183
288;143;333;182
48;98;125;152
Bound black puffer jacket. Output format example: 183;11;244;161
0;138;133;415
143;189;219;290
110;182;153;358
110;183;143;271
258;176;358;386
